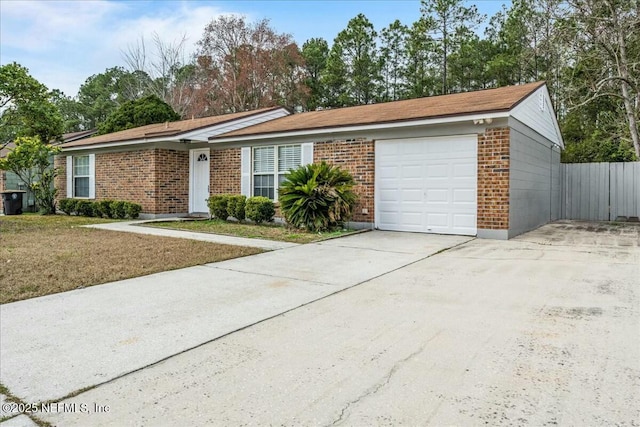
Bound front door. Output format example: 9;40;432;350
190;148;210;213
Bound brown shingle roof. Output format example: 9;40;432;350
212;82;545;140
62;129;97;142
1;130;97;158
62;107;284;148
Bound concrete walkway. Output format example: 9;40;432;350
0;231;470;407
84;219;299;250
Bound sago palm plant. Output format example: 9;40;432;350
279;162;357;231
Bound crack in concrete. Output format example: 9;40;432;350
327;330;444;426
202;264;339;288
25;238;470;414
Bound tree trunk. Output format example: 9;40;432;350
612;2;640;158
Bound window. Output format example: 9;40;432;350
252;145;301;200
73;155;90;198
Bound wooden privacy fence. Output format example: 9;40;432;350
561;162;640;221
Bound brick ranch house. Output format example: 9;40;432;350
56;81;563;239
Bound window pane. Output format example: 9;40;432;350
253;174;274;199
74;177;89;198
253;147;274;174
278;145;301;172
74;156;89;176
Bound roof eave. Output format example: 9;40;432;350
210;110;512;144
62;106;289;150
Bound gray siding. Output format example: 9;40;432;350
561;162;639;221
511;85;563;147
508;119;560;238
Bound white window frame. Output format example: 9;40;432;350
67;154;95;199
73;155;90;198
251;144;302;201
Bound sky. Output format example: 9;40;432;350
0;0;510;98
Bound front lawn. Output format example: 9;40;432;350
143;219;358;244
0;215;262;304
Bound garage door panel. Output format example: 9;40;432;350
453;163;476;177
453;214;476;228
378;165;398;179
401;189;422;202
402;177;424;188
426;213;449;227
426;189;448;203
402;165;423;178
379;191;399;202
426;164;448;178
401;143;424;155
376;135;477;236
453;189;475;203
401;211;423;226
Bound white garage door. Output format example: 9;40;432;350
375;135;477;235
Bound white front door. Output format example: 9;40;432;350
375;135;477;236
190;148;210;213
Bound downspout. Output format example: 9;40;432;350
550;142;553;222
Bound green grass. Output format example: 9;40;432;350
144;219;359;244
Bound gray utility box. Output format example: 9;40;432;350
1;190;26;215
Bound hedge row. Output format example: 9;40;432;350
59;199;142;219
207;195;275;224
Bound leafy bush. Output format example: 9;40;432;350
226;195;246;221
124;202;142;219
207;195;230;220
279;162;357;231
75;200;95;217
95;200;115;218
58;198;77;215
111;201;127;219
246;196;275;224
32;168;58;215
59;199;142;219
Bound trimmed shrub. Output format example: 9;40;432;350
279;162;357;231
226;195;247;221
111;201;127;219
95;200;115;218
207;195;230;220
75;200;95;217
124;202;142;219
58;198;77;215
246;196;275;224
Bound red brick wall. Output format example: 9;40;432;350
95;150;156;212
477;127;510;230
153;149;189;214
56;149;189;214
54;155;67;200
210;147;241;195
313;139;375;223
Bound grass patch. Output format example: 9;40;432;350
0;215;262;304
144;219;358;244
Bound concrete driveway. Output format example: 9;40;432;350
0;232;469;410
2;222;639;426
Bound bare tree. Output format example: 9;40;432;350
122;33;197;118
565;0;640;158
196;15;307;113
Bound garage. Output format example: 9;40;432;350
375;135;477;235
211;81;564;239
